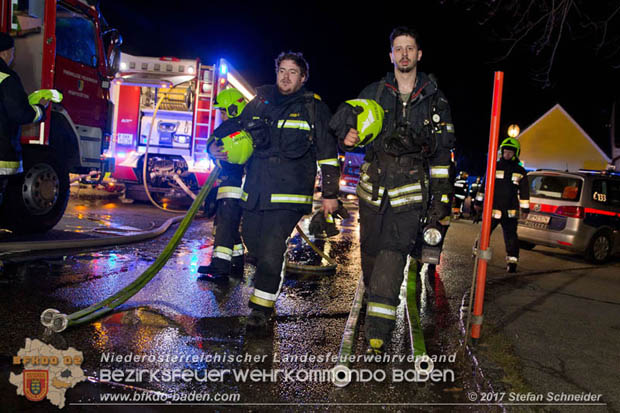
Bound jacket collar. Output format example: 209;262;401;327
384;71;437;101
259;84;307;106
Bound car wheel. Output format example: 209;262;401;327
519;240;536;250
586;230;613;264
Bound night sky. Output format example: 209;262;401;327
100;1;619;175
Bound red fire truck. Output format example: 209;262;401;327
107;53;254;202
0;0;121;234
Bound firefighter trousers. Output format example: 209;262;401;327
209;198;244;275
207;165;245;275
359;201;421;342
0;175;8;207
491;214;519;261
242;208;303;313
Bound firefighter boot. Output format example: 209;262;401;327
231;256;245;278
366;338;385;357
506;257;518;273
197;258;230;284
246;308;271;331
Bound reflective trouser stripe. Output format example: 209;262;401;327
476;193;484;202
506;256;518;263
241;191;248;201
318;158;339;167
492;209;502;219
507;209;517;218
441;194;450;203
0;160;22;175
455;194;466;199
232;243;244;257
249;295;276;308
520;200;530;209
367;302;397;320
213;246;232;261
270;194;313;204
250;288;278;308
216;186;243;200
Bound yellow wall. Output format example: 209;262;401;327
518;105;609;171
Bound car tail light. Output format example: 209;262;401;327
555;205;584;218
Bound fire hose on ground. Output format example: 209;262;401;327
39;165;221;333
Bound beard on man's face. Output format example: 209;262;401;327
397;64;414;73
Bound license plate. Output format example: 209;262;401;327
527;214;550;224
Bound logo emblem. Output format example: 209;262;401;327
533;203;541;212
24;370;48;402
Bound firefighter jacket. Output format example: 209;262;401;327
207;118;245;200
0;58;45;175
347;72;455;216
476;157;530;218
239;85;339;214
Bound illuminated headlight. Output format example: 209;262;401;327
340;179;346;186
173;135;189;144
120;62;128;71
423;227;442;246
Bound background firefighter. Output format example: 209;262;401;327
452;171;469;218
474;137;530;272
199;88;248;283
239;52;339;330
336;27;456;355
0;33;48;217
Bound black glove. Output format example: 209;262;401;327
244;118;271;150
332;200;350;220
308;210;340;238
329;102;359;144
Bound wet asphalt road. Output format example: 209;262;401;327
1;195;618;412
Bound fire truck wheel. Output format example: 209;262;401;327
0;147;70;235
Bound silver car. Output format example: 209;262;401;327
518;170;620;263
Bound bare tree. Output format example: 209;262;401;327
440;0;620;87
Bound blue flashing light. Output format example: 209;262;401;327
220;64;228;75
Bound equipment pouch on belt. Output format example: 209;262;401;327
245;118;271;150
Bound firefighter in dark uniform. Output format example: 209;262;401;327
239;52;340;329
452;171;468;218
474;137;530;272
337;27;455;354
198;88;247;282
470;176;483;222
0;33;47;213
